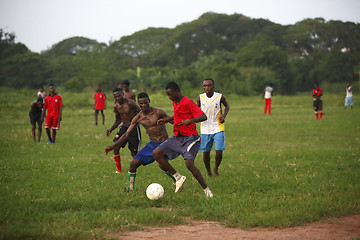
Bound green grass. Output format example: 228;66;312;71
0;88;359;239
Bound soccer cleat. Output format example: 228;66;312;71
115;171;121;174
47;140;52;144
124;187;133;192
175;176;186;193
205;189;213;198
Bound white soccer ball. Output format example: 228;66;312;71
146;183;164;200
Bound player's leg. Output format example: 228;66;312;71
153;146;185;193
185;158;213;197
101;110;105;125
37;121;42;142
44;115;53;143
213;132;225;176
95;110;98;125
127;159;142;190
31;124;36;142
113;145;122;173
268;98;272;115
264;99;269;114
319;100;323;119
199;134;213;176
203;152;211;176
128;124;141;158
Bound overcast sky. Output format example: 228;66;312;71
1;0;359;53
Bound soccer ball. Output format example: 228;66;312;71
146;183;164;200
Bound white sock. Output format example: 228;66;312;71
172;172;182;181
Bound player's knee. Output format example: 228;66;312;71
152;148;162;160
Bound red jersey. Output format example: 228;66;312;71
94;91;106;110
312;87;323;100
44;94;62;116
172;96;204;136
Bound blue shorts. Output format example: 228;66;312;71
345;96;353;106
199;131;225;152
158;135;201;160
134;141;167;166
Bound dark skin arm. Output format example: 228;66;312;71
105;113;139;154
181;113;207;126
218;95;229;123
106;107;122;136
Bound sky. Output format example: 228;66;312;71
1;0;359;53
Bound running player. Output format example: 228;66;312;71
197;78;229;176
152;82;213;197
105;92;176;190
106;88;141;173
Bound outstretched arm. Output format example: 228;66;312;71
107;109;122;136
181;113;207;126
105;114;139;155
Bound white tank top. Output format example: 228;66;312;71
199;92;224;134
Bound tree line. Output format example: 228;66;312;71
1;12;359;95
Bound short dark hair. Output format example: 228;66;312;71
204;78;215;85
165;82;180;91
121;80;130;86
113;87;123;93
49;83;55;87
137;92;149;100
37;97;43;102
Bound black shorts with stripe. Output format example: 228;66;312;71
113;124;141;153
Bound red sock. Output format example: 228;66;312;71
315;112;319;119
320;111;323;119
113;155;122;172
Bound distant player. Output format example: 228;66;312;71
29;97;44;142
105;92;176;190
197;78;229;177
119;80;136;102
94;86;106;125
344;82;353;109
41;84;62;144
263;83;273;115
152;82;213;197
106;88;141;173
312;83;323;120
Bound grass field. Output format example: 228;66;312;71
0;87;359;239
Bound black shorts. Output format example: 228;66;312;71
313;99;323;111
113;124;141;153
95;110;104;114
29;111;42;126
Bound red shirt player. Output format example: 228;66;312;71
94;86;106;125
312;83;323;120
41;84;62;144
152;81;214;198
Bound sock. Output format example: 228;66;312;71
52;129;56;143
165;171;176;183
113;155;122;172
320;111;323;119
315;112;319;119
172;172;182;181
128;172;136;190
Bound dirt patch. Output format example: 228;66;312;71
112;214;360;240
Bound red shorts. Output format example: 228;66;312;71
45;115;60;130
